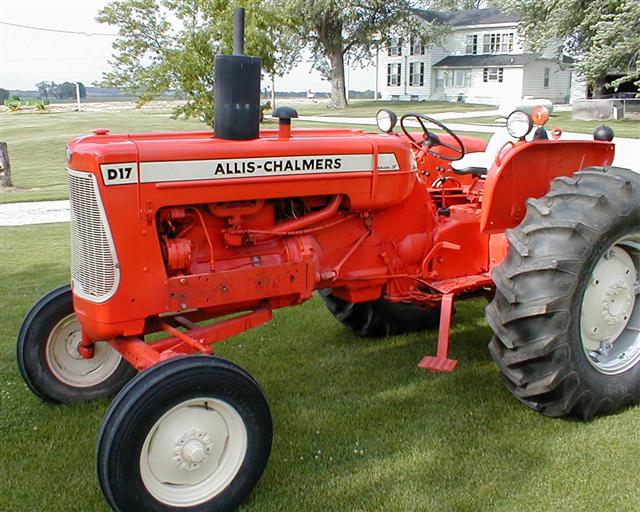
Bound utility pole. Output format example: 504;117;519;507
271;74;276;110
345;56;350;103
372;34;381;101
75;82;81;111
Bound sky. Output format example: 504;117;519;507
0;0;376;92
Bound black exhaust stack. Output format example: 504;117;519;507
214;7;261;140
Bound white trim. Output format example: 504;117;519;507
139;153;400;183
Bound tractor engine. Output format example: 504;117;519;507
66;123;450;343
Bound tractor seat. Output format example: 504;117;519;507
451;128;513;176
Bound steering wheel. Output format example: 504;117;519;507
400;113;466;162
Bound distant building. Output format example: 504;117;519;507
378;8;573;105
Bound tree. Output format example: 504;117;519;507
53;82;86;99
0;142;12;188
0;88;9;103
36;81;56;99
286;0;446;108
428;0;488;9
264;6;302;109
499;0;640;93
97;0;287;121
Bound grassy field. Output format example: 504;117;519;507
0;107;490;204
295;99;493;117
0;223;639;511
453;111;640;138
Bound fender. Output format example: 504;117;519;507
480;139;615;233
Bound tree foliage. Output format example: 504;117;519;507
97;0;287;121
499;0;640;92
0;88;10;102
286;0;447;108
36;81;87;100
36;81;55;99
428;0;487;9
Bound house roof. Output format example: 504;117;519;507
415;8;519;27
433;53;538;68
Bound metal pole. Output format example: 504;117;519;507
374;45;379;101
232;7;245;56
75;82;81;111
345;56;350;103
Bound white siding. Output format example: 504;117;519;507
377;15;570;104
433;67;524;105
522;61;571;103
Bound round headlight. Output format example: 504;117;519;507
376;109;397;133
506;110;533;139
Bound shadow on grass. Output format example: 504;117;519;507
2;225;638;511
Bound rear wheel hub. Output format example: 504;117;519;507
581;237;640;374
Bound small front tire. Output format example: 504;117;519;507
17;284;136;403
97;355;272;512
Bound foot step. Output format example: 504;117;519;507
418;356;458;372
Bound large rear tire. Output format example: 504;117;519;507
486;167;640;419
319;289;441;338
17;284;136;404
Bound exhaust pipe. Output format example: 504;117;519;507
214;7;261;140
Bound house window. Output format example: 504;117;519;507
482;33;514;54
465;35;478;55
544;67;550;88
391;95;400;101
387;63;402;86
454;69;471;87
435;69;445;89
445;70;454;87
410;95;419;101
388;38;403;57
409;62;424;86
410;37;426;56
483;67;504;82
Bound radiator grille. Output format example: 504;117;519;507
68;170;119;301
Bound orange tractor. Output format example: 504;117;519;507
17;9;639;512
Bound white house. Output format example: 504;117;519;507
378;8;573;105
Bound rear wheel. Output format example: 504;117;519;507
319;289;441;338
486;167;640;419
97;355;272;512
17;284;136;403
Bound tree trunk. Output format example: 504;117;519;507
0;142;12;188
328;48;348;108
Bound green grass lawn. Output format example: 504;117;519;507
1;223;639;511
0;109;206;204
296;99;493;117
453;111;640;138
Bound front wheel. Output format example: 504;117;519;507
17;284;136;403
486;167;640;419
97;355;272;512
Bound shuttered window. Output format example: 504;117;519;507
387;63;402;86
409;62;424;86
483;67;504;82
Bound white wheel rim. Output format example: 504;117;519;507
580;235;640;374
45;314;122;387
140;397;248;507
